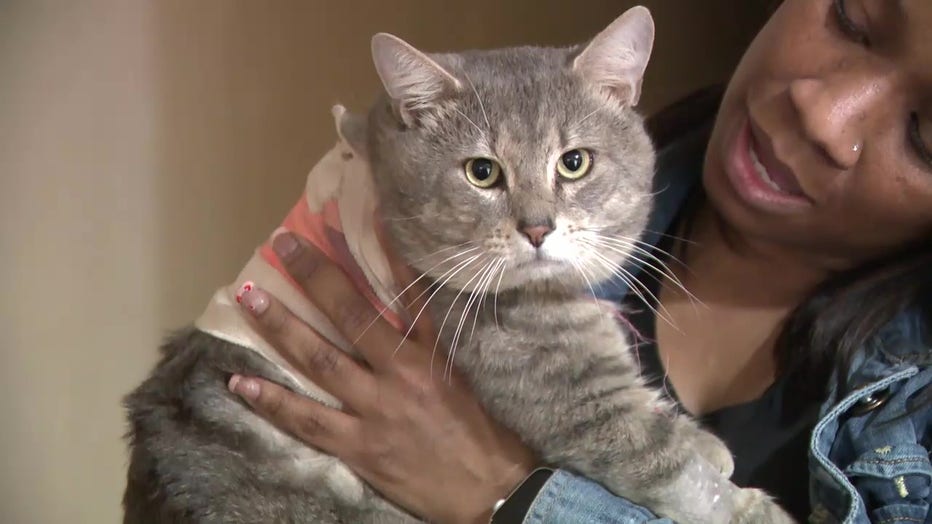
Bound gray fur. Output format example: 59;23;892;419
123;9;795;523
123;329;408;523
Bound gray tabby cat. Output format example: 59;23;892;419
123;7;794;523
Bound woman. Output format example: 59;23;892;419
228;1;932;522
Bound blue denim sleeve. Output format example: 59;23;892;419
522;470;675;524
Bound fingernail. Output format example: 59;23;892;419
237;283;270;315
228;374;260;400
235;281;254;304
272;231;299;260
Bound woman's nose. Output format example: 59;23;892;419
788;73;891;169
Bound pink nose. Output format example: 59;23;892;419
521;225;553;248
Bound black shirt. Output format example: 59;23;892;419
623;227;820;522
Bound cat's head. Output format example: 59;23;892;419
345;7;657;293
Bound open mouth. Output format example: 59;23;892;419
725;116;814;213
748;134;805;197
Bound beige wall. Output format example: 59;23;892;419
0;1;766;522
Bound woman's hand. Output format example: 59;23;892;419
228;231;537;524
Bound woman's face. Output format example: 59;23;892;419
705;0;932;267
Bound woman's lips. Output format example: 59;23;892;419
724;116;813;213
747;119;808;197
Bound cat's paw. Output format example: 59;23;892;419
692;430;735;478
731;488;796;524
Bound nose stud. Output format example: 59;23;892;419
852;143;861;153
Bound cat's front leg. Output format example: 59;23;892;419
495;346;792;523
540;405;794;523
679;419;735;478
731;488;797;524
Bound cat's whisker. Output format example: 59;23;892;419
647;183;668;199
382;213;426;222
492;258;507;329
581;226;695;253
447;259;497;380
589;255;673;328
393;253;482;366
476;257;500;317
419;259;485;378
624;236;703;311
622;252;703;311
573;254;608;318
604;234;691;271
570;255;602;311
629;234;683;258
407;241;477;265
588;235;702;308
589;233;684;269
469;257;503;347
463;72;492;132
437;256;494;381
581;240;661;303
448;261;492;360
587;237;680;284
401;253;480;336
398;247;478;292
590;234;698;301
582;244;678;328
466;257;504;346
577;107;600;127
352;246;480;346
400;248;483;312
452;107;484;135
586;235;689;293
639;228;698;247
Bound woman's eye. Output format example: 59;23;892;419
556;149;593;180
464;158;502;188
908;113;932;167
833;0;871;46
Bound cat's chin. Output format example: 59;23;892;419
495;259;606;292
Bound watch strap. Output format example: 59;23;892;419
489;467;555;523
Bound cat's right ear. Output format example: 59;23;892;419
573;6;655;107
371;33;461;127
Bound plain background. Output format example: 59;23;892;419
0;1;770;522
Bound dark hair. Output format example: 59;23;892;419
646;86;932;403
779;238;932;400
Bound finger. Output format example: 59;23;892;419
372;211;436;345
271;231;414;369
228;374;358;457
237;283;376;412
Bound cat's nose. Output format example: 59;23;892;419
519;224;553;248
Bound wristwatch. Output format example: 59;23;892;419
489;467;555;523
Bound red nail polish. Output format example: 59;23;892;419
242;288;270;315
235;281;254;304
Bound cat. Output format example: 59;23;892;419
123;6;794;523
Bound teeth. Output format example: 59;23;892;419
748;144;783;193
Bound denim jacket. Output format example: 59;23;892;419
522;128;932;523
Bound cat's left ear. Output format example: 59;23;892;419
573;6;655;107
371;33;461;127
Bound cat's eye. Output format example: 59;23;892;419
833;0;871;46
464;158;502;188
556;149;592;180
